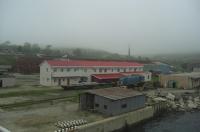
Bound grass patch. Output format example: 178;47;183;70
0;89;62;98
15;115;56;127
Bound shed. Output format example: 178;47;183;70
159;72;200;89
0;75;16;88
79;87;146;116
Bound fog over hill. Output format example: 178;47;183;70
1;0;200;55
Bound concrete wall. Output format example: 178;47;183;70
77;106;154;132
94;95;145;116
159;75;190;89
0;77;15;87
40;61;52;86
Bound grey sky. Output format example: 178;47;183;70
0;0;200;55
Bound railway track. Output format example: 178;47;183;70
0;95;78;109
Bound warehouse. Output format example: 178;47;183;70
40;59;151;86
79;87;146;116
159;72;200;89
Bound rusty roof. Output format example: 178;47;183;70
86;87;143;100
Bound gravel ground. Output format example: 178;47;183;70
0;101;104;132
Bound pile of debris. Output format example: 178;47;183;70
54;119;87;132
148;91;200;112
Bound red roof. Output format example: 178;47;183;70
92;73;124;80
46;60;143;67
121;71;144;76
92;71;144;80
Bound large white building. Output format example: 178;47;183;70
40;59;151;86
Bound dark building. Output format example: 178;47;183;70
182;62;200;72
79;87;146;116
144;62;173;74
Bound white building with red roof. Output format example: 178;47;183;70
40;59;151;86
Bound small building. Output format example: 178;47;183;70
0;75;16;88
79;87;146;116
182;62;200;72
144;62;173;74
0;65;15;88
159;72;200;89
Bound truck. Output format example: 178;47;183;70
119;75;145;88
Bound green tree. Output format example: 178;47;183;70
32;44;40;53
73;48;82;57
23;42;32;54
44;45;52;55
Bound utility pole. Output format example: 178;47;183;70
128;45;131;57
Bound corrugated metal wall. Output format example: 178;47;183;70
94;95;145;116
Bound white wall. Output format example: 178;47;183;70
40;62;144;86
40;61;52;86
143;72;152;82
51;66;143;78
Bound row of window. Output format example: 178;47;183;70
95;103;127;110
47;67;143;73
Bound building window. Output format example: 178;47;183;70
74;68;78;72
111;68;114;72
147;75;150;79
121;104;127;109
62;78;65;81
67;68;70;72
54;78;57;82
47;78;49;82
93;68;96;72
104;69;107;72
104;105;108;110
99;68;102;73
123;68;126;72
80;77;88;82
84;68;87;72
95;103;99;107
46;68;48;72
117;68;120;72
54;68;57;72
61;68;64;72
134;68;137;71
129;68;132;71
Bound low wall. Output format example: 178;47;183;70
77;106;154;132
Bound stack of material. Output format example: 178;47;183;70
54;119;87;132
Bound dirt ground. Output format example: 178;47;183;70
0;74;104;132
0;101;104;132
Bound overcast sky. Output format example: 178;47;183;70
0;0;200;55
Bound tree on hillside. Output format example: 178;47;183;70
73;48;82;57
23;42;32;54
32;44;40;53
43;45;52;55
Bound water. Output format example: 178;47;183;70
125;111;200;132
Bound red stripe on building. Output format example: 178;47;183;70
46;60;143;67
92;73;124;80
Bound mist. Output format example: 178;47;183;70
0;0;200;55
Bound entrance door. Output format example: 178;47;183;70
58;79;61;85
67;78;70;86
172;81;176;88
168;80;177;88
0;80;2;87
